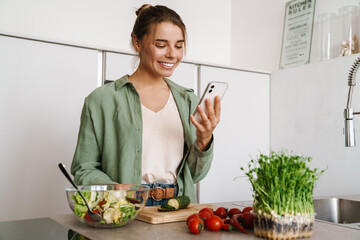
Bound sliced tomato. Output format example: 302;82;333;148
98;200;106;206
84;209;100;222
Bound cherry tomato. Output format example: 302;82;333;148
214;207;228;219
186;214;200;226
188;218;204;234
228;208;242;218
199;207;214;216
242;206;253;213
198;211;212;223
206;215;223;231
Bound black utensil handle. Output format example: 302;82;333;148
58;163;91;211
58;163;78;190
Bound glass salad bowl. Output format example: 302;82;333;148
65;184;149;228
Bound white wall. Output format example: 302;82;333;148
231;0;288;72
315;0;360;15
271;53;360;197
1;0;358;72
0;0;231;65
269;1;360;197
231;0;360;72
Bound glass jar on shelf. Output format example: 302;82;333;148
338;5;359;57
317;12;336;61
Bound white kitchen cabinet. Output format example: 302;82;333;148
105;52;136;81
169;62;198;92
0;35;98;222
198;66;270;203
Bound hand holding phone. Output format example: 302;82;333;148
193;81;228;122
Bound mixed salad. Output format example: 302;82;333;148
72;190;142;225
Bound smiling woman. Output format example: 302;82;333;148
131;21;184;85
70;4;222;207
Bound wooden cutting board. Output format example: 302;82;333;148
136;203;217;224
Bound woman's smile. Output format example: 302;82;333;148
159;61;177;69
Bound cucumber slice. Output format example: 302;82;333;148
160;203;176;211
156;196;191;212
158;208;176;212
167;196;190;210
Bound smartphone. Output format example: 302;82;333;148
194;81;228;122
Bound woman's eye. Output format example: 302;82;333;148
156;45;165;48
175;45;183;49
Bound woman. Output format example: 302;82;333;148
71;4;221;206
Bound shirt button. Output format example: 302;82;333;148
180;188;183;192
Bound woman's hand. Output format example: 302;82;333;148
190;96;221;151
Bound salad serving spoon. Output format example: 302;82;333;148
58;163;103;222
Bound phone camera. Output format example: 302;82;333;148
209;89;213;93
211;85;215;89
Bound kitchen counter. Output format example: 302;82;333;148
52;197;360;240
1;197;359;240
51;212;360;240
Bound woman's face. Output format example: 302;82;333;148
136;21;184;79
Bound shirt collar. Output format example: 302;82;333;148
114;75;130;90
114;75;192;97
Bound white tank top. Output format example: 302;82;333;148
140;91;184;184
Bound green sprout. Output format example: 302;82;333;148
241;151;326;216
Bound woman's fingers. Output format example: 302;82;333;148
191;97;222;151
214;96;221;121
205;97;221;128
190;114;204;131
205;99;216;124
197;104;211;127
191;97;222;131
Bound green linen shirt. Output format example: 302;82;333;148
71;75;214;203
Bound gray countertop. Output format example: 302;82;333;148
50;195;360;240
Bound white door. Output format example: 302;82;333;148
198;66;270;203
0;36;98;221
169;62;198;93
105;52;135;81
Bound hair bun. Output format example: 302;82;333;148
136;4;152;16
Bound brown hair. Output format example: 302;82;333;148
131;4;187;46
